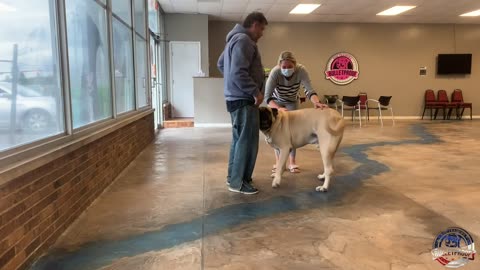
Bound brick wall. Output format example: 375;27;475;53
0;113;154;270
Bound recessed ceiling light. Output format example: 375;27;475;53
0;2;15;12
377;6;416;16
289;4;321;14
460;9;480;17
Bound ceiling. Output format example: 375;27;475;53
157;0;480;24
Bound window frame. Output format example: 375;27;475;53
0;0;152;166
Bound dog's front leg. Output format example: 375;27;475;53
272;147;290;188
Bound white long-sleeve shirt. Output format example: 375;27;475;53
265;64;318;104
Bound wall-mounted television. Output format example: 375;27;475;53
437;54;472;74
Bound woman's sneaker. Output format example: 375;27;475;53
228;182;258;195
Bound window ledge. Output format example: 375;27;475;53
0;109;154;186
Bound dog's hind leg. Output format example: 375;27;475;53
316;134;342;192
316;146;333;192
272;147;290;188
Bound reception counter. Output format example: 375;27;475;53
193;77;231;126
193;77;313;126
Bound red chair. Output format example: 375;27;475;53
437;90;458;120
451;89;472;120
357;92;368;119
422;89;444;120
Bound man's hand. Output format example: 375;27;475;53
254;92;264;106
314;102;329;110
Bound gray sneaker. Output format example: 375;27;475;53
228;182;258;195
226;179;252;186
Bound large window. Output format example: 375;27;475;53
66;0;112;128
112;0;131;26
135;36;148;107
0;0;64;151
113;18;135;113
134;0;147;38
0;0;152;155
134;0;148;107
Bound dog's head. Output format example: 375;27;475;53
259;107;278;131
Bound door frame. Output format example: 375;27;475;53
168;41;201;118
150;34;162;129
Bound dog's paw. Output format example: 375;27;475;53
270;173;275;178
272;180;280;188
315;186;328;192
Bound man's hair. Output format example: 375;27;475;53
242;12;268;28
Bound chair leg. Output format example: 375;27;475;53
422;107;426;120
390;107;395;125
460;108;465;119
447;108;453;120
359;109;362;127
470;107;472;120
378;106;383;127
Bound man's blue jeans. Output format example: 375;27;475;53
227;104;259;190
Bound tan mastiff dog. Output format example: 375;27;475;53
259;107;345;192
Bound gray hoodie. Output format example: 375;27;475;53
217;24;264;102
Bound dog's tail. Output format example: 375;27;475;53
325;109;345;136
322;110;345;156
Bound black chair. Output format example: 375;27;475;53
366;96;394;126
340;96;361;126
323;95;340;110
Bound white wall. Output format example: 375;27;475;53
210;21;480;117
165;14;209;103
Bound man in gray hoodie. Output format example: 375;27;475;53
217;12;268;195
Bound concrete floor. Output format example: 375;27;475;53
31;120;480;270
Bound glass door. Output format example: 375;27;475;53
150;37;162;129
148;0;162;129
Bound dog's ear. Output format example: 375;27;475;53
271;108;278;118
259;106;268;120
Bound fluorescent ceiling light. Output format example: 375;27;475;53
377;6;416;16
0;2;15;12
290;4;321;14
460;9;480;17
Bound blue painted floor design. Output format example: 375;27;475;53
31;124;440;270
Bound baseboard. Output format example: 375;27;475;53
353;115;479;120
194;123;232;127
194;115;478;127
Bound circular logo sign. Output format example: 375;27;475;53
432;227;476;268
325;52;359;85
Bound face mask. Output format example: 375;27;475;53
281;68;294;77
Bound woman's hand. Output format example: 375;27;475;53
269;100;287;111
314;102;329;110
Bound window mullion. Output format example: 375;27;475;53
106;0;117;118
57;0;73;135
